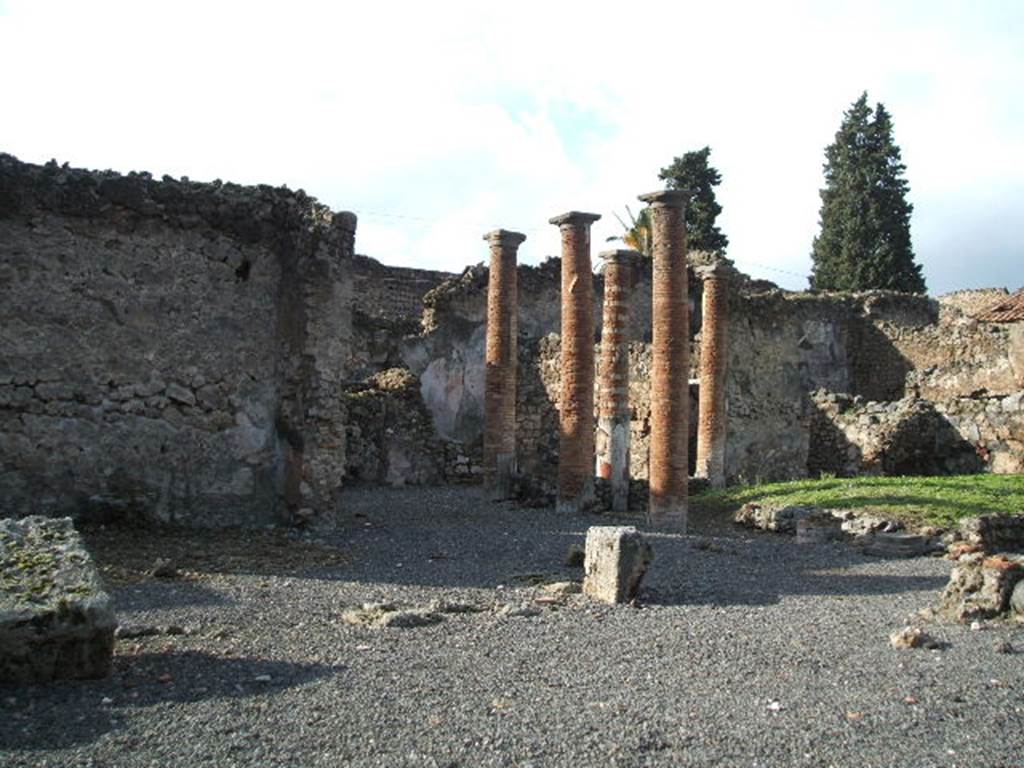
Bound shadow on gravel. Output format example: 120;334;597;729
0;651;341;751
335;487;951;603
640;536;949;607
82;523;348;585
113;579;235;612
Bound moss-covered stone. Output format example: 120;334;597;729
0;516;116;682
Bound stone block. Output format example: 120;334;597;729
795;511;844;545
583;526;652;604
860;532;934;558
1;517;116;682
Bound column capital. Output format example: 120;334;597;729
638;189;692;208
598;249;642;266
549;211;601;227
483;229;526;246
692;258;739;283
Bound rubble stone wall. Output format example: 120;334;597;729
366;257;1022;488
0;155;354;526
352;254;453;323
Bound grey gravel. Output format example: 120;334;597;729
2;486;1023;767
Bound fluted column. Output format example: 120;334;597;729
695;261;735;489
550;211;601;514
482;229;525;500
638;190;690;530
596;249;639;513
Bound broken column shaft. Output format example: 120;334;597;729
550;211;601;514
639;190;691;530
596;249;639;513
482;229;526;499
696;261;734;489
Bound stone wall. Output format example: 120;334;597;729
0;155;354;527
722;287;1022;483
896;310;1021;401
345;230;1021;490
352;254;453;323
808;391;984;477
342;368;480;486
352;249;1022;489
937;393;1024;474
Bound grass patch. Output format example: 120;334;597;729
693;474;1024;529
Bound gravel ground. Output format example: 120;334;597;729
2;486;1022;767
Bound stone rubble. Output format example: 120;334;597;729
889;626;941;650
937;552;1024;622
734;501;956;558
960;513;1024;553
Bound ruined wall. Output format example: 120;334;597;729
346;228;1021;489
937;393;1024;474
807;390;1023;477
352;254;453;322
808;392;981;477
341;368;482;486
394;259;704;490
895;304;1021;400
0;155;354;526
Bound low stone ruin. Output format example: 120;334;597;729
937;513;1024;622
733;502;940;557
734;503;822;534
938;553;1024;622
583;526;653;604
0;517;116;682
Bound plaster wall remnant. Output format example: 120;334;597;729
596;250;639;512
550;212;601;514
0;154;354;527
639;190;691;529
695;259;735;488
482;229;526;499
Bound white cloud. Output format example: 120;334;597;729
2;0;1020;293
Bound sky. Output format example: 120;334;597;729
1;0;1021;295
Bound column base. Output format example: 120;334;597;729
487;452;516;501
557;476;595;514
646;498;688;532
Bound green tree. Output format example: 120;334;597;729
658;146;728;253
810;93;925;293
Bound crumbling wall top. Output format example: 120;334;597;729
0;153;356;248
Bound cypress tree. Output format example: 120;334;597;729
658;146;729;253
810;93;925;293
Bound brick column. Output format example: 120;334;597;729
550;211;601;514
596;249;639;513
638;190;691;530
482;229;525;500
695;261;735;489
